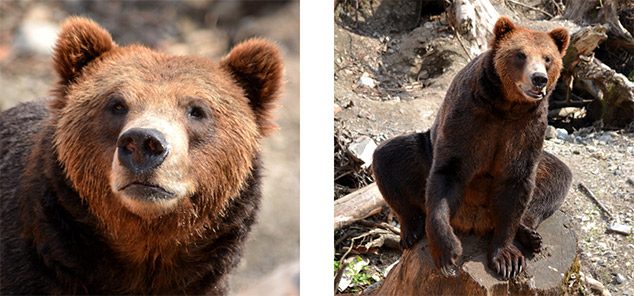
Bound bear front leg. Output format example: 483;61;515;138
488;176;535;279
516;151;572;253
425;170;465;277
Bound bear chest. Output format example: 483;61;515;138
449;124;541;235
450;173;496;235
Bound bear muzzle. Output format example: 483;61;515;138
530;72;548;89
519;61;549;100
117;128;170;175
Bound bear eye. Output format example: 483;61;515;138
544;56;552;64
107;97;128;116
187;105;207;120
515;52;526;61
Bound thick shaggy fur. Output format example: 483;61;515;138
373;17;572;279
0;17;282;294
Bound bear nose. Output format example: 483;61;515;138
531;72;548;88
117;128;169;174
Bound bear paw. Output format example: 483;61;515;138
516;226;543;253
428;233;462;277
399;215;424;250
488;244;526;279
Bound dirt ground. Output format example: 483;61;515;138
334;0;633;295
0;1;299;295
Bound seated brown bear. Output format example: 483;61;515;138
373;17;572;279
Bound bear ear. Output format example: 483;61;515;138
53;17;114;85
221;39;283;136
549;28;570;55
492;16;516;45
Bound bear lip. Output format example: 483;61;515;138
519;85;546;100
119;182;175;200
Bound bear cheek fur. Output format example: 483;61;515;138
53;82;125;221
185;84;262;217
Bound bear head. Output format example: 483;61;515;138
50;17;282;230
490;16;569;103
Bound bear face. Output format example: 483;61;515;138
50;18;282;239
490;17;569;103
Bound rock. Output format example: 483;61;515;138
607;223;632;235
373;211;577;296
358;109;375;121
597;133;612;144
549;107;582;118
545;125;557;140
348;136;378;169
358;72;377;88
614;273;625;285
556;128;569;141
583;272;612;296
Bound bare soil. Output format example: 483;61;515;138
334;0;633;294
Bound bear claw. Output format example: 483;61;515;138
488;244;525;279
430;235;462;278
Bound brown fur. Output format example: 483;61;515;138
373;17;572;279
221;39;284;136
1;17;283;294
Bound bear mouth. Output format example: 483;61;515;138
119;182;175;201
521;86;546;100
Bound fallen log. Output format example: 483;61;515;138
372;211;578;296
563;0;634;45
558;0;634;126
448;0;499;58
559;24;608;104
573;54;634;127
553;22;634;127
334;183;386;230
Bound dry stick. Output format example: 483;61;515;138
334;230;369;293
505;0;518;15
578;183;614;219
335;231;353;247
334;238;356;294
356;220;401;235
451;25;474;61
507;0;554;18
333;263;346;294
379;222;401;235
549;0;564;15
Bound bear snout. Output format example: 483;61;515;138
117;128;170;175
530;72;548;89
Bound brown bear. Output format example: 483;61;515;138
373;17;572;279
0;17;282;294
